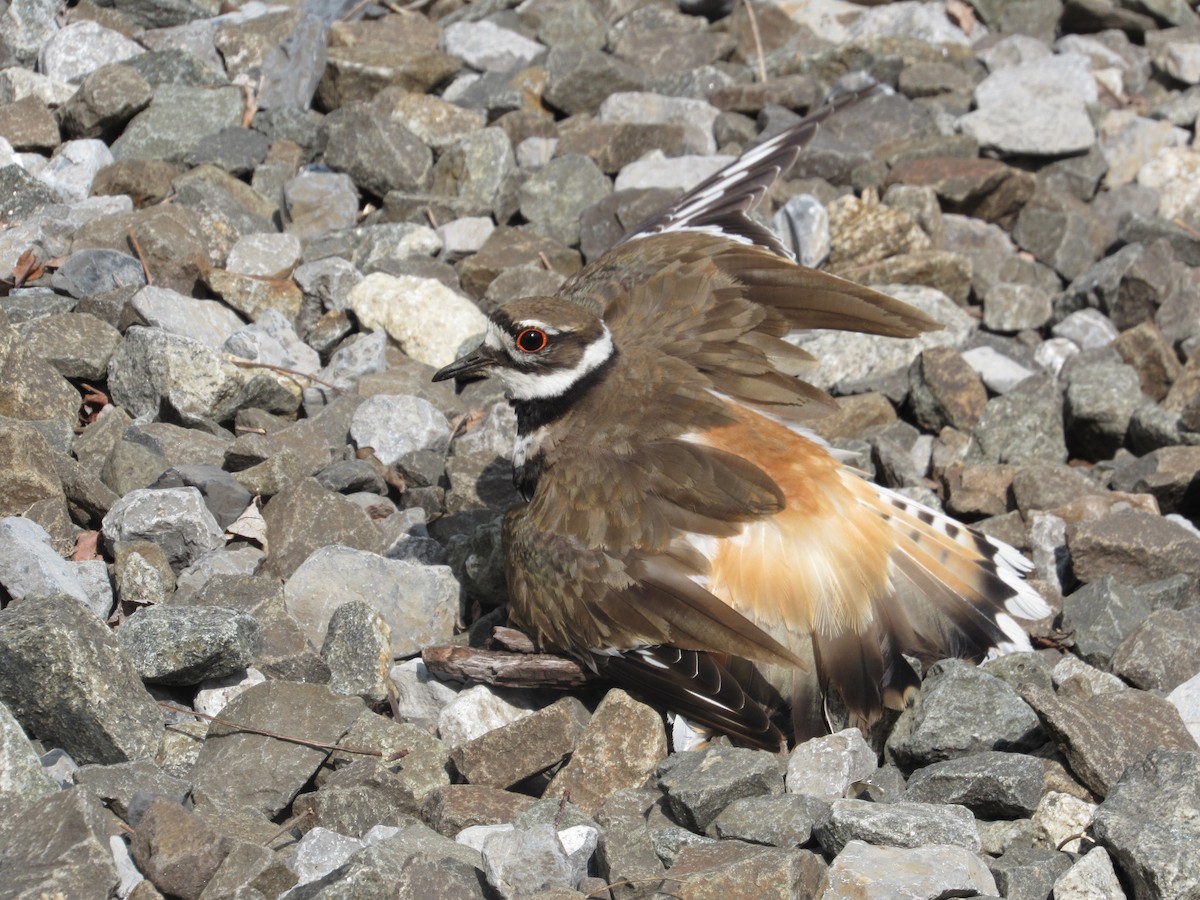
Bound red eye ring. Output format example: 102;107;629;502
515;327;548;353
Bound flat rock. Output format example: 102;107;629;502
189;681;366;817
544;688;668;817
821;840;997;900
451;696;590;789
657;745;785;832
1093;748;1200;900
0;594;161;765
815;799;980;854
1019;682;1197;797
904;751;1045;818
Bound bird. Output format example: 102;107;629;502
433;87;1051;751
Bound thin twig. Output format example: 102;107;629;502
741;0;768;84
127;226;153;285
157;701;402;758
1056;831;1092;851
537;251;552;270
224;356;343;392
1173;217;1200;241
424;206;439;229
584;877;688;898
262;809;312;847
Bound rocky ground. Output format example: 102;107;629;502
1;0;1200;897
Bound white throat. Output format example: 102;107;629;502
497;325;614;401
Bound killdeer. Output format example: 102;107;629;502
434;88;1050;750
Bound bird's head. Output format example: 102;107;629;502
433;297;615;402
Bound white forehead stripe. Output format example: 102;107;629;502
498;324;614;401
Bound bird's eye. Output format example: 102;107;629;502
515;328;548;353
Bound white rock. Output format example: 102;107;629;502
1051;655;1127;695
349;394;451;464
437;684;541;748
1051;308;1119;350
131;286;247;350
287;826;366;884
1167;671;1200;746
771;0;865;44
37;139;113;202
0;516;93;609
437;216;495;262
786;728;878;800
822;841;998;899
1034;337;1080;377
456;823;514;853
389;658;461;729
38;20;145;83
1054;846;1127;900
962;345;1036;394
516;136;557;170
194;667;266;717
1033;790;1096;853
614;151;733;193
1137;145;1200;225
225;232;302;277
442;21;543;72
346;273;487;369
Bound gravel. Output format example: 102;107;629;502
1;0;1199;897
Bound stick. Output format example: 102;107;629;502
127;226;153;285
422;645;594;689
741;0;767;84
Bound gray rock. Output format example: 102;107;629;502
822;840;997;898
50;247;146;299
707;793;829;848
349;394;452;466
284;170;360;239
38;19;145;82
149;464;253;530
904;751;1044;818
73;758;189;819
1063;576;1153;670
786;728;878;801
773;193;831;268
428;127;516;218
543;48;646;116
961;345;1036;394
794;287;974;393
102;486;224;571
0;699;58;804
1110;607;1200;693
190;681;365;817
989;846;1074;900
16;312;122;381
287;820;483;899
1019;682;1197;797
1093;748;1200;900
38;139;114;203
481;823;585;898
657;745;785;832
111;84;243;163
815;799;980;854
0;788;122;899
519;154;610;247
451;696;590;790
185;125;270;176
958;54;1096;155
107;326;282;423
0;515;93;608
323;103;432;200
321;599;391;703
983;282;1053;332
130;285;247;351
442;20;543;72
1054;846;1128;900
968;374;1068;465
886;658;1044;770
1064;361;1144;460
1052;308;1121;350
119;604;261;685
544;688;667;817
284;544;459;658
0;594;161;765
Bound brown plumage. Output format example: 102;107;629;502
434;87;1050;750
